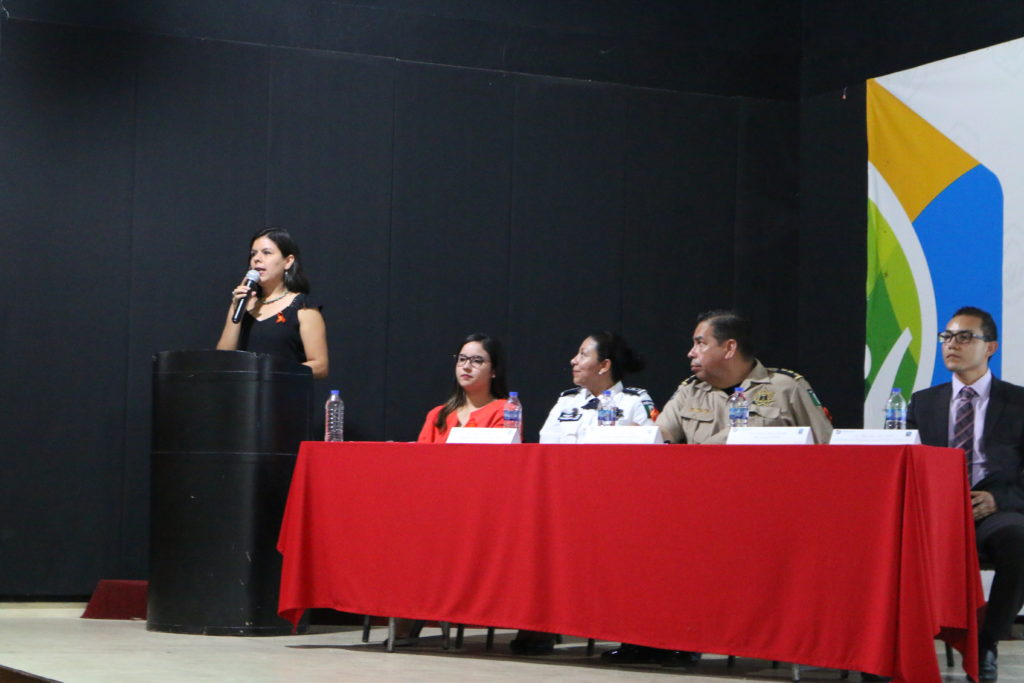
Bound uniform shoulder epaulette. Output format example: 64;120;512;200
623;387;647;396
681;375;698;386
770;367;805;381
559;387;582;397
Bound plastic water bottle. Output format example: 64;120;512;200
597;390;617;426
324;390;344;442
884;388;907;430
503;392;522;434
728;387;749;428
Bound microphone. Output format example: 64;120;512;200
231;269;260;324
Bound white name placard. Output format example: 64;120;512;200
576;426;664;445
538;429;571;444
446;427;521;444
726;426;813;445
829;429;920;445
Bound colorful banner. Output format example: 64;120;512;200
865;38;1024;426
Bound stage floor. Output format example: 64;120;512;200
0;603;1015;682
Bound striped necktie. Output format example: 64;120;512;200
952;386;977;482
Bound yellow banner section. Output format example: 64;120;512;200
866;79;977;222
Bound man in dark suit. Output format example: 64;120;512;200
907;306;1024;682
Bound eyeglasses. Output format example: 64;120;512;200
937;331;989;345
453;354;488;367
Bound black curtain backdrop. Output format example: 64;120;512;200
1;0;1022;596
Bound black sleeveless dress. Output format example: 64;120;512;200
237;293;318;365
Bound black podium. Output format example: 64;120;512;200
147;350;313;635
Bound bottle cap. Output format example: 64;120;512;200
330;389;340;396
509;391;518;397
602;390;611;396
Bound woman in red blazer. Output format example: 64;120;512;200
391;333;510;646
417;332;509;438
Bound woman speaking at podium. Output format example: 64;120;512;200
416;332;509;443
216;228;329;379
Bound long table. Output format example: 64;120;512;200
277;442;982;681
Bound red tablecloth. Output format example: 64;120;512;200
278;442;982;682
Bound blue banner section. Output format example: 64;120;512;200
914;164;1003;384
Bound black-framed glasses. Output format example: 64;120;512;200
453;354;488;367
937;331;989;345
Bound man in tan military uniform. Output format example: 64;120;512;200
602;310;833;668
656;310;832;445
